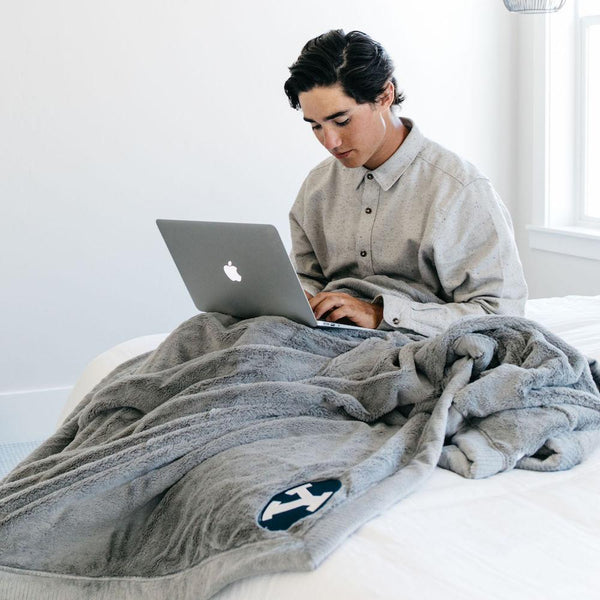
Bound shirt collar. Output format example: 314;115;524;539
351;118;425;191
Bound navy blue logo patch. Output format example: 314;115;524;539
258;479;342;531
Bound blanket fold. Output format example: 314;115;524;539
1;313;599;600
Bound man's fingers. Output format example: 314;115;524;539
308;292;335;308
307;291;382;329
310;294;360;324
325;307;355;323
306;292;382;328
310;295;346;320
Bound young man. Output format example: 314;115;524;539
284;30;527;336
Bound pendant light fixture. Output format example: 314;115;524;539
503;0;566;12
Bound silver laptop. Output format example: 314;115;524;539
156;219;368;331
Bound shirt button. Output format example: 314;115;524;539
366;173;374;180
365;207;372;214
360;250;367;257
393;318;400;325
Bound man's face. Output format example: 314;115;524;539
298;83;389;170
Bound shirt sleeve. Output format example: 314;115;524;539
289;181;328;296
377;178;528;337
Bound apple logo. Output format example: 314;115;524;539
223;261;242;282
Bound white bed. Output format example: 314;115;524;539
44;295;600;599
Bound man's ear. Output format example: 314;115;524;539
378;81;395;108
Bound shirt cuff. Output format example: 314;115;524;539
375;293;446;337
374;294;411;331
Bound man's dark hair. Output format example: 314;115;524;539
284;30;405;110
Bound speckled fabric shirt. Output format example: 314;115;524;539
289;118;528;336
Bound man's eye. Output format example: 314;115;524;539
335;119;350;127
311;124;322;131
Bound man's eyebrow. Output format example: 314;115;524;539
303;110;349;123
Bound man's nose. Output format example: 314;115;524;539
321;126;341;151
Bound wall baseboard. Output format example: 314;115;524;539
0;386;72;442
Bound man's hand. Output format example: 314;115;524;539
307;291;383;329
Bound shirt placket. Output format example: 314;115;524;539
355;173;380;277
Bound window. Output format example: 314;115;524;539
580;14;600;222
526;0;600;261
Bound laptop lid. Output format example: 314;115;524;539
156;219;321;327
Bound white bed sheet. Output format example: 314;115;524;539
57;296;600;600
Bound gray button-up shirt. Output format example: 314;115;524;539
289;119;528;336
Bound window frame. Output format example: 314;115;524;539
578;14;600;226
525;2;600;261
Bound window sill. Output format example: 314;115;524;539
527;225;600;261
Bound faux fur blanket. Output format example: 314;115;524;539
1;313;599;599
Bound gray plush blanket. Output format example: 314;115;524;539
1;313;600;600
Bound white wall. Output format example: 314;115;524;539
0;0;517;434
